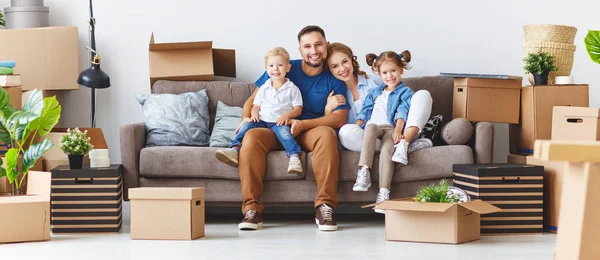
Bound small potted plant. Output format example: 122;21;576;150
523;50;558;86
414;179;469;203
585;30;600;64
60;128;93;169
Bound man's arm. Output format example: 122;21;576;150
242;88;258;119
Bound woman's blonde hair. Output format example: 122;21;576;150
365;50;412;74
264;46;290;64
327;42;367;78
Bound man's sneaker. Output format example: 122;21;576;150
392;139;409;165
315;204;338;231
353;166;371;191
215;148;239;167
288;156;303;175
408;138;433;153
374;189;391;214
238;209;263;230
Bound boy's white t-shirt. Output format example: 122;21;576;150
367;90;391;126
253;78;303;123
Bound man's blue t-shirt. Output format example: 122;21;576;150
255;59;350;120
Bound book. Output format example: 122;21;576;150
0;61;16;68
0;74;22;87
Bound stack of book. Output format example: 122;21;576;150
0;60;16;76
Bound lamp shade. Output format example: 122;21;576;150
77;55;110;89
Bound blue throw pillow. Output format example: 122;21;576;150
136;90;210;147
209;101;242;147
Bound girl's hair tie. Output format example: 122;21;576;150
398;53;404;60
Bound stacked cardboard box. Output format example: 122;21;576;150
453;164;545;235
50;165;122;233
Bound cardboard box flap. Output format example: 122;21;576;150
374;200;455;212
554;106;600;119
129;187;205;200
26;171;51;199
149;33;212;51
459;200;502;214
213;49;236;77
454;77;522;89
361;198;409;208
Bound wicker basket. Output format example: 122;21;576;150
523;41;576;85
524;24;577;44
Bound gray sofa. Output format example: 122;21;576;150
120;76;494;206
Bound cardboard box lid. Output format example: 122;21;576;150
453;163;544;177
148;33;236;86
453;77;522;89
458;200;502;214
554;106;600;118
366;198;500;215
129;187;205;200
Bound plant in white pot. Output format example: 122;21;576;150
0;89;61;195
60;128;93;169
523;50;558;86
585;30;600;64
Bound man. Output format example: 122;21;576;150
237;25;349;231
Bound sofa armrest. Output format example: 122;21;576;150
473;122;494;164
120;123;146;200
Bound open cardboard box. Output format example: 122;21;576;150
148;33;236;88
364;198;501;244
0;171;51;244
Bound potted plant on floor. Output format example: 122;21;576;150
523;50;558;86
0;89;61;195
60;128;93;169
585;30;600;64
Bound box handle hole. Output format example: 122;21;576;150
567;118;583;123
501;177;521;184
458;88;464;92
195;200;201;206
75;178;94;184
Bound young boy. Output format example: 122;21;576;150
215;47;304;174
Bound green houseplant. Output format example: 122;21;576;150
60;128;93;169
413;179;462;203
0;88;61;195
0;10;5;27
523;50;558;85
585;30;600;64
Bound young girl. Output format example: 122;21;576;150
354;50;415;212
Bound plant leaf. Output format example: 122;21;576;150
0;87;16;119
22;139;54;172
0;156;5;178
9;89;44;125
24;96;61;140
5;148;18;183
0;123;12;146
585;30;600;64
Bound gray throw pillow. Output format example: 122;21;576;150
136;90;210;147
441;118;474;145
210;101;242;147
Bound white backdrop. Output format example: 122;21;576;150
0;0;598;163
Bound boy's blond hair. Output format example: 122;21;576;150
264;47;290;64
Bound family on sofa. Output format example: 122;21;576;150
213;25;435;232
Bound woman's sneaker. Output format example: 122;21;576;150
215;148;239;167
353;166;371;191
408;138;433;153
374;189;391;214
392;139;409;165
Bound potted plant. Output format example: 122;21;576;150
60;128;93;169
414;179;468;203
523;50;558;85
0;89;61;195
585;30;600;64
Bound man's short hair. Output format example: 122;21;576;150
297;25;326;42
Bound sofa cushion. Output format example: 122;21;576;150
441;118;473;145
305;145;474;183
210;101;242;147
139;146;306;180
136;90;210;147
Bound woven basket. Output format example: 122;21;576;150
524;24;577;44
523;41;576;85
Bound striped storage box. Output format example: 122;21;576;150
50;165;122;233
453;164;544;235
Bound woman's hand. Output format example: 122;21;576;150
325;90;347;115
392;130;404;144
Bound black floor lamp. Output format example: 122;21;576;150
77;0;110;128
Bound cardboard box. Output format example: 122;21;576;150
552;106;600;142
0;156;44;194
129;187;205;240
453;164;544;234
22;90;65;127
148;33;236;88
4;86;22;109
451;77;522;124
0;26;79;90
0;171;51;244
367;199;500;244
40;128;107;170
526;156;567;233
511;85;589;154
507;153;528;164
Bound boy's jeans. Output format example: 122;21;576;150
231;121;302;157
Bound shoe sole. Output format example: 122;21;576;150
392;156;407;165
315;219;338;231
215;151;239;167
374;209;385;214
352;183;371;192
288;168;303;175
238;222;263;230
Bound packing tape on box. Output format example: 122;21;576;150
89;149;109;159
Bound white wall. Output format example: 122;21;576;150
1;0;598;163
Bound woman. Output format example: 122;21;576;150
325;42;433;153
